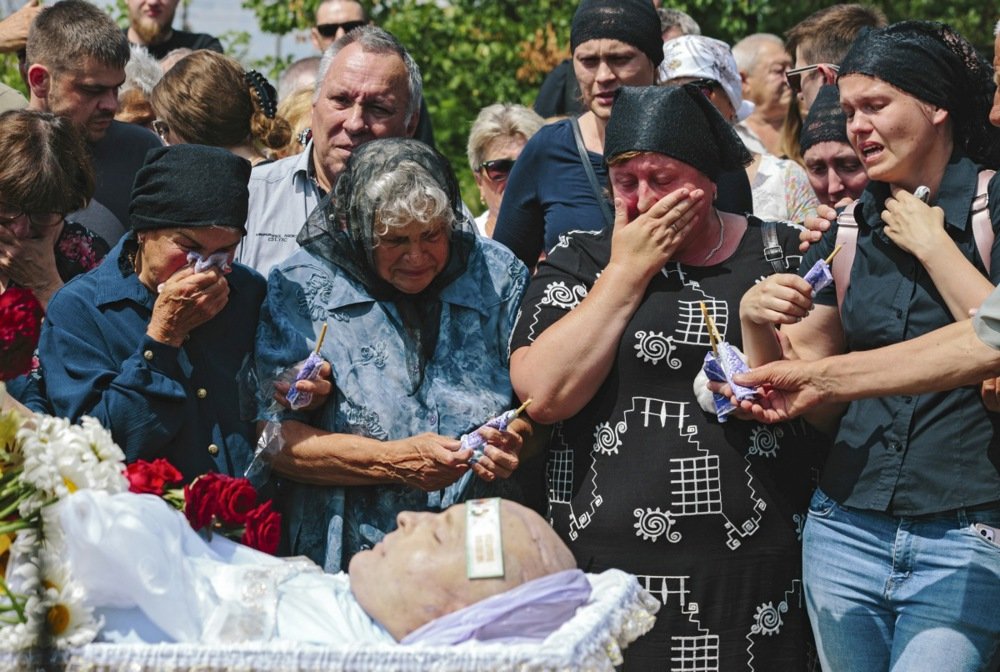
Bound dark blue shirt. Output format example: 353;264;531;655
803;153;1000;515
38;236;266;481
493;119;609;268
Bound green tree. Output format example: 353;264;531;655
241;0;1000;207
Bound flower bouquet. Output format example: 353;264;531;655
0;287;44;382
125;458;281;554
0;413;128;649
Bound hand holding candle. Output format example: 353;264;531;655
802;244;843;293
700;303;755;422
462;399;532;465
286;324;328;410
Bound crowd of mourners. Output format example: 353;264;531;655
2;0;1000;669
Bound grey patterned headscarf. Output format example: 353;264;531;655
297;138;476;391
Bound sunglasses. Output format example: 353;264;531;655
687;78;721;99
477;158;516;183
315;20;366;38
785;63;839;93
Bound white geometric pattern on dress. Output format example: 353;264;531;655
745;580;803;672
670;454;723;516
633;330;682;368
548;425;603;541
638;574;692;609
546;426;574;505
671;603;720;672
634;507;682;543
518;279;589;342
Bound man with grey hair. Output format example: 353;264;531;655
658;6;699;41
277;55;321;103
25;0;160;245
237;25;422;274
732;32;792;156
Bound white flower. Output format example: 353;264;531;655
38;577;101;647
19;416;127;501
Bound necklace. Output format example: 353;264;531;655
703;208;725;263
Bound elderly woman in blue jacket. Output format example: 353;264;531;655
39;145;276;481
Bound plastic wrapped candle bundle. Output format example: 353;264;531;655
699;303;755;422
286;324;328;410
462;400;532;465
802;244;842;293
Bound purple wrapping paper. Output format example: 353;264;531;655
702;343;757;422
462;408;518;464
803;258;833;293
286;351;324;410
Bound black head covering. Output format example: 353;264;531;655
296;138;476;393
838;20;1000;167
570;0;664;68
800;84;849;154
130;145;251;233
604;85;753;181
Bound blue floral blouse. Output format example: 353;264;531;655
253;236;528;571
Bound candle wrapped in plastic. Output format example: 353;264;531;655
802;258;834;293
285;352;325;410
701;344;756;422
461;401;531;465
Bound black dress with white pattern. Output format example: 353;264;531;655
511;219;823;671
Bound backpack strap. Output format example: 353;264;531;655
831;201;860;312
569;116;614;228
832;169;995;313
759;219;787;273
972;168;995;275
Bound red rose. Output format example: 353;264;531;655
126;459;183;495
215;477;257;526
183;473;226;531
0;288;44;382
241;500;281;554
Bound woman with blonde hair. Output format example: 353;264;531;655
150;50;291;166
466;103;544;237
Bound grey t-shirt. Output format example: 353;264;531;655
973;284;1000;350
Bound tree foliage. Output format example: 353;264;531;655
241;0;1000;208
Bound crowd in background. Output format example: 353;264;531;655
2;0;1000;669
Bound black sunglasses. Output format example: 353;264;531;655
316;20;366;38
688;78;720;98
785;63;839;93
477;158;516;183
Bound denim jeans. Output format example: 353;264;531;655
803;488;1000;672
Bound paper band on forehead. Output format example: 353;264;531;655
466;498;504;580
838;21;1000;166
604;85;752;182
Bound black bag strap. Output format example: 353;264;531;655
570;116;614;228
759;219;786;273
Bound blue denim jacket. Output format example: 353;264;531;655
39;235;266;481
253;236;528;571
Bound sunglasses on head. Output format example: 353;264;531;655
315;20;366;38
477;158;516;183
785;63;839;93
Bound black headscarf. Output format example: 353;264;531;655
838;21;1000;167
604;85;752;181
296;138;476;392
800;84;849;154
130;145;251;233
570;0;664;67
